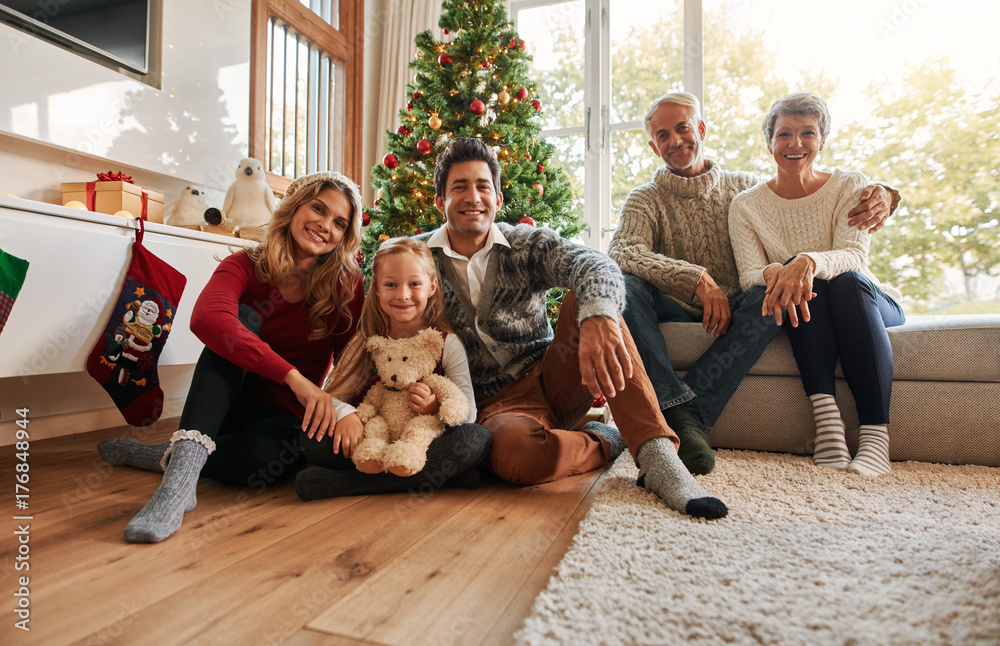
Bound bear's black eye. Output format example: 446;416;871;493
387;358;392;362
402;357;408;361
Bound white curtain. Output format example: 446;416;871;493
374;0;443;165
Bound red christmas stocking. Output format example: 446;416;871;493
86;218;187;426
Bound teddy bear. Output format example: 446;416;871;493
352;327;469;477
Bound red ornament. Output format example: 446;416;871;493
356;251;365;265
397;125;412;135
407;102;413;110
416;139;432;155
518;216;536;227
438;53;453;66
412;91;421;99
537;164;545;174
362;211;371;227
593;394;606;408
531;99;542;111
516;87;528;101
444;28;450;35
533;183;545;196
470;99;486;115
480;60;490;69
383;153;399;169
415;228;422;235
525;153;532;161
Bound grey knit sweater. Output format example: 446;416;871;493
608;161;759;316
419;223;625;406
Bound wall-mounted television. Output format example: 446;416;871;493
0;0;152;75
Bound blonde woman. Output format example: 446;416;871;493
98;172;366;542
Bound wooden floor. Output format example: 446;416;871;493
1;419;607;646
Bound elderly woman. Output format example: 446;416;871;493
728;92;904;476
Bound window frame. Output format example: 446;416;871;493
250;0;364;195
510;0;703;250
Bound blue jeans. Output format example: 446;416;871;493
622;274;780;431
786;271;905;425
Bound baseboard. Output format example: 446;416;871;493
0;398;185;445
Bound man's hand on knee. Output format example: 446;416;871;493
579;316;633;399
695;271;732;337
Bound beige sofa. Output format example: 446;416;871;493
662;314;1000;467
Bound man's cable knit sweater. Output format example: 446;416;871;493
729;168;902;302
419;223;625;406
608;160;759;316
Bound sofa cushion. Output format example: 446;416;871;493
661;314;1000;383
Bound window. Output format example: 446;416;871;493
250;0;363;193
511;0;1000;314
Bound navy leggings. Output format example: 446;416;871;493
177;305;307;487
786;271;905;425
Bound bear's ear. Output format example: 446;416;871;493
417;327;443;353
366;335;387;354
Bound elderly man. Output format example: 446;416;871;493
609;92;898;475
419;137;728;519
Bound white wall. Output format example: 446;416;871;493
0;0;389;442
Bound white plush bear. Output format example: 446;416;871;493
163;186;210;227
222;158;275;235
352;328;469;477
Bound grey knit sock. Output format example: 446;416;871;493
124;439;208;543
98;438;169;472
636;437;728;519
582;421;626;461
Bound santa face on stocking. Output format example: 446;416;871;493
109;298;164;384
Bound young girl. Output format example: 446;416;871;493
294;237;492;500
98;171;366;542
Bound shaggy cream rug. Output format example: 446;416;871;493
516;450;1000;646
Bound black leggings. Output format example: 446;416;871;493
178;306;307;487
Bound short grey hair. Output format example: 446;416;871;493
644;92;702;140
762;92;831;145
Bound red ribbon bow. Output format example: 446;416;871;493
97;171;134;183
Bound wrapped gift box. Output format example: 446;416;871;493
62;181;164;223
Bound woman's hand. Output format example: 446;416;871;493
762;256;816;327
284;368;335;439
407;382;440;416
332;413;364;458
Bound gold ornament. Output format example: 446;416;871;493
416;51;423;59
497;90;510;104
429;114;442;129
378;233;390;243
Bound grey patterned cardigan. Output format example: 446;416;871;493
418;223;625;406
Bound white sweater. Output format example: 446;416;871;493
729;169;901;302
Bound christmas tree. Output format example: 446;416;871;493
362;0;582;264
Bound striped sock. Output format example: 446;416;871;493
848;425;891;476
810;393;850;470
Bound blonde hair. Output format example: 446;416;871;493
325;237;452;401
248;172;363;340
